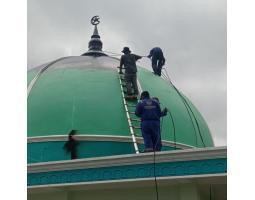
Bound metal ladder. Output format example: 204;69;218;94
118;69;143;154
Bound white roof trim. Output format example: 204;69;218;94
27;57;70;98
28;146;226;173
27;134;195;149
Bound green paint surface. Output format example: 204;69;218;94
28;56;214;152
28;141;135;163
28;67;129;136
137;67;213;147
27;141;178;163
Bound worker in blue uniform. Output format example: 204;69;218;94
135;91;168;152
147;47;165;76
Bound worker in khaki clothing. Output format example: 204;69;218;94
119;47;142;100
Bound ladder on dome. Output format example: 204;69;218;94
117;67;143;154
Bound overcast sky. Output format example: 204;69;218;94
28;0;226;146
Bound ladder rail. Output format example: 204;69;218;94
118;74;140;154
137;78;143;96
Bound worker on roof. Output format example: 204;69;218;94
119;47;142;100
135;91;168;152
63;130;79;159
147;47;165;76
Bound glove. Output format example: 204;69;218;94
162;108;168;115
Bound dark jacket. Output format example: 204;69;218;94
148;47;165;64
64;137;79;159
120;53;142;74
135;98;164;121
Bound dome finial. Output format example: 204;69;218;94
91;16;100;39
82;16;107;56
91;15;100;26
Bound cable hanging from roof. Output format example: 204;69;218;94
160;71;198;147
161;68;206;148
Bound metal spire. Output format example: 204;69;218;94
82;16;107;56
92;25;100;38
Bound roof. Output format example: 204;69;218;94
27;55;214;148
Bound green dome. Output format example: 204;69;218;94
27;55;214;163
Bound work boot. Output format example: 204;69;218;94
125;95;133;101
125;95;137;101
131;95;138;100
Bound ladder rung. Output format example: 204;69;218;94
125;99;137;102
130;126;141;129
130;118;141;122
134;133;142;137
128;111;136;114
124;97;138;101
125;104;136;107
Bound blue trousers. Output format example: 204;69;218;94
152;58;164;76
141;120;162;151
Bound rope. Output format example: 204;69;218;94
210;184;212;200
103;50;148;59
153;149;159;200
156;100;177;150
103;50;122;56
167;110;177;150
152;117;165;200
162;69;205;147
161;70;198;146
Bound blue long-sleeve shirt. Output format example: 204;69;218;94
135;98;165;121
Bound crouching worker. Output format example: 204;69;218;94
147;47;165;76
63;130;79;159
135;91;168;152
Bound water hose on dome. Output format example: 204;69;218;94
162;69;200;146
154;99;177;150
161;70;198;146
167;107;177;149
161;68;206;147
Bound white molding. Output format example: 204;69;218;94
27;57;70;98
27;173;227;193
27;134;194;149
28;146;226;173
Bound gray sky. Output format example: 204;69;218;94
28;0;226;146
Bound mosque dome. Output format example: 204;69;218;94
27;18;214;164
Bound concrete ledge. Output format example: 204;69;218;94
28;147;226;173
27;134;194;149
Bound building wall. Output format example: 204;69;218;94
28;183;226;200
